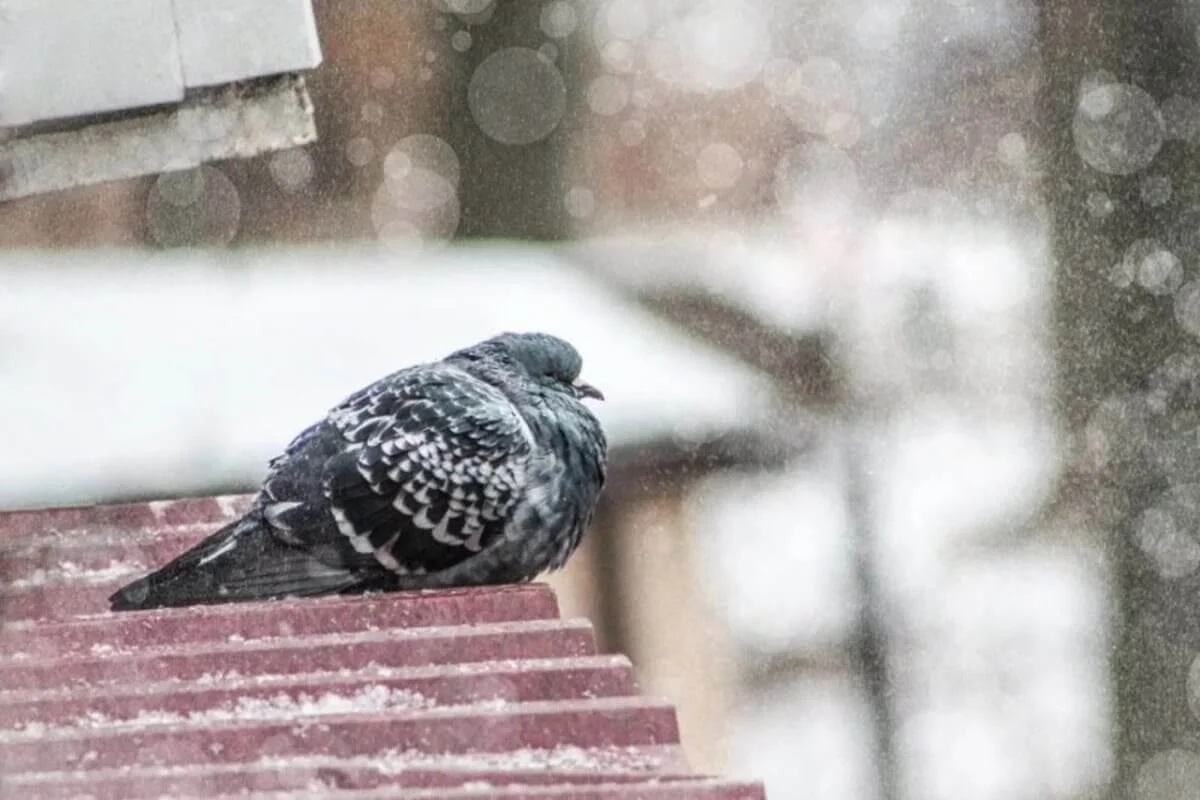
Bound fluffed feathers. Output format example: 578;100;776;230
108;332;607;611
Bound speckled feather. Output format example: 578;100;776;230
109;332;607;611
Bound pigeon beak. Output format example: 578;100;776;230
573;380;604;401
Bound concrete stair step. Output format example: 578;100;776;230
1;618;599;693
2;584;561;649
0;655;637;731
211;779;767;799
0;696;681;774
0;746;692;799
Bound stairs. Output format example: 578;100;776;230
0;496;764;799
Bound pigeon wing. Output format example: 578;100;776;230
322;366;535;577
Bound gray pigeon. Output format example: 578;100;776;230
109;332;607;611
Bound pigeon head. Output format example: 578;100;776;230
450;332;604;402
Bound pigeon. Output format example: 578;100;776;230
109;332;607;611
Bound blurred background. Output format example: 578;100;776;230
5;0;1200;797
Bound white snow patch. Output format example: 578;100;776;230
255;744;665;775
215;495;244;518
727;676;879;800
8;560;142;588
571;226;831;336
688;454;858;653
4;685;433;739
194;671;243;684
146;499;176;520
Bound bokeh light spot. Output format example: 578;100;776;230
372;134;462;247
146;165;240;247
345;137;375;167
564;187;595;218
1086;190;1115;219
1136;485;1200;579
1073;82;1164;175
587;75;629;116
775;141;859;218
468;47;567;145
697;142;744;190
997;132;1028;168
540;1;579;39
619;119;646;146
1140;174;1172;207
268;149;314;194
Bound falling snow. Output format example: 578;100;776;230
6;0;1199;798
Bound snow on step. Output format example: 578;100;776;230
1;524;219;566
0;618;599;692
0;696;681;773
1;555;145;588
0;746;692;800
0;528;245;589
2;584;561;652
0;655;637;731
0;494;251;606
0;540;194;591
0;494;251;547
0;529;217;599
210;779;767;799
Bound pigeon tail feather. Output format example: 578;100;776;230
108;514;363;611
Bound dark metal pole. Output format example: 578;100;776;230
843;419;900;800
